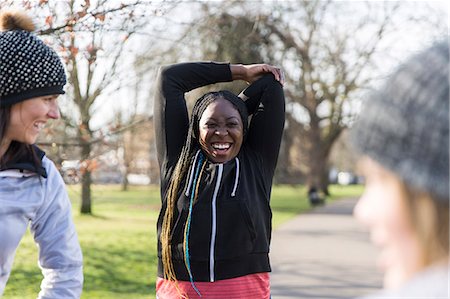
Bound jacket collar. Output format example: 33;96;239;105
0;145;48;178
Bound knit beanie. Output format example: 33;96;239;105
350;41;449;201
0;10;66;108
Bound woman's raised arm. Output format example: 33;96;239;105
239;69;285;183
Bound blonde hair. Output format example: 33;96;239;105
401;183;449;268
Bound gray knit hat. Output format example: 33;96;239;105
350;41;449;201
0;10;66;108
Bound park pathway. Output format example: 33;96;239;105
270;197;383;299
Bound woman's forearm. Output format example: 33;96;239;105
230;64;247;81
230;63;284;85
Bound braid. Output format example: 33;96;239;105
160;94;215;289
160;140;196;297
183;154;206;296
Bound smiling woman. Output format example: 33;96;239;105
154;62;285;298
0;10;83;298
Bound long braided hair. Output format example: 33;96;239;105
160;90;249;290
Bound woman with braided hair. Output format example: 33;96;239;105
0;10;83;298
154;62;285;298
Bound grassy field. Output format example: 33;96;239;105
2;184;363;299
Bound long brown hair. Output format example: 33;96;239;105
0;104;41;170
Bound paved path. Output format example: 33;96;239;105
270;197;383;299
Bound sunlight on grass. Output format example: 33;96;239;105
3;185;160;299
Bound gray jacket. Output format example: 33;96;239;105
0;156;83;298
359;264;449;298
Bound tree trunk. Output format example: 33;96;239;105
306;147;329;195
80;170;92;214
121;166;129;191
274;129;293;184
305;114;330;195
318;162;330;196
80;143;92;214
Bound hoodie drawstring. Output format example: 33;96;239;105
231;157;240;197
185;150;201;197
187;153;240;198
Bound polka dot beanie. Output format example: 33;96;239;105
0;10;66;108
350;41;449;201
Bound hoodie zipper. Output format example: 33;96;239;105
209;163;223;282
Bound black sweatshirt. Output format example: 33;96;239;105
154;62;285;282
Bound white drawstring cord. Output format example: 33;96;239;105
231;157;240;197
185;150;201;197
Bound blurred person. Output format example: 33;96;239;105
308;185;325;206
351;41;449;298
153;61;285;298
0;10;83;298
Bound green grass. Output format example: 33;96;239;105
3;185;160;299
2;184;363;299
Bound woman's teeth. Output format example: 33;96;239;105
212;143;231;150
34;122;45;130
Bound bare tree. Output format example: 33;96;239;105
264;1;446;193
50;0;153;214
179;0;446;194
1;0;181;213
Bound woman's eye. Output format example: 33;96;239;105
43;97;54;102
206;123;217;129
227;123;238;128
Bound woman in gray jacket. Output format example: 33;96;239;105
0;10;83;298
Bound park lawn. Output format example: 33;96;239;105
2;184;363;299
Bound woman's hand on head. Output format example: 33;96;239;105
231;63;285;86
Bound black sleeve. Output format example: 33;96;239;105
153;62;232;180
240;74;285;179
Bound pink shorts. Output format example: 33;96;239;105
156;272;270;299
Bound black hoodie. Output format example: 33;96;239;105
154;62;285;282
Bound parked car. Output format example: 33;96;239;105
337;171;359;185
127;174;151;185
